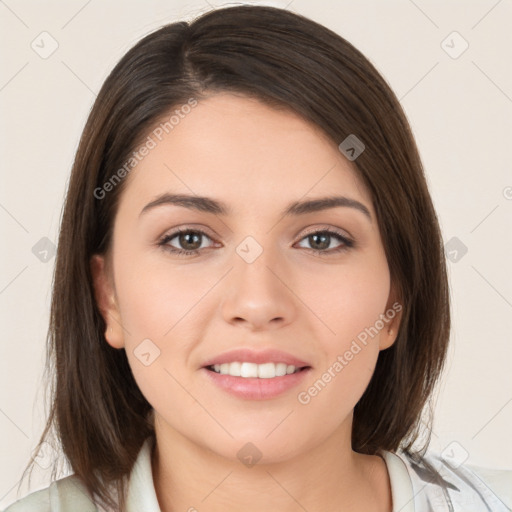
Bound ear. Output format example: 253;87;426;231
90;254;125;349
379;281;403;351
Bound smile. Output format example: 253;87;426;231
207;361;306;378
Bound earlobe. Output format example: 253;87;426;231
379;326;399;351
379;284;403;351
90;254;125;349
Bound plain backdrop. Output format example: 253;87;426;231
1;0;511;507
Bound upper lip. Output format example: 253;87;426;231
201;348;312;368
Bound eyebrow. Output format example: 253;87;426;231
139;193;372;222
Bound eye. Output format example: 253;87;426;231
158;228;216;257
295;228;354;255
158;227;355;257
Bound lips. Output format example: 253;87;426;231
200;348;313;400
202;365;312;400
201;348;312;369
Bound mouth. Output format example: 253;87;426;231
200;348;313;399
201;362;313;400
205;361;311;379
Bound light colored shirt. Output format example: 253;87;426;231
3;437;511;511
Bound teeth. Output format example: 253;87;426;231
211;362;302;378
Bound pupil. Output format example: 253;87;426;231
180;232;201;250
310;233;329;250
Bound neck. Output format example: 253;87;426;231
151;416;392;512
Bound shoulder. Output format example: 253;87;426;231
388;449;512;511
2;475;98;512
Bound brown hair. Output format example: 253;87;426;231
20;5;450;510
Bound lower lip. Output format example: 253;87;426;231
201;367;312;400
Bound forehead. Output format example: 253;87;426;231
117;93;373;217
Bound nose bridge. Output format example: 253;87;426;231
220;234;296;329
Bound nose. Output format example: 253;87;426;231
220;247;297;331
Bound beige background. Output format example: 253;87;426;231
1;0;511;506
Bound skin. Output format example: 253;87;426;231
91;92;402;512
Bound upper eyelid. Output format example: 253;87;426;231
299;224;352;239
159;225;215;241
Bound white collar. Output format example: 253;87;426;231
125;437;161;511
381;451;416;512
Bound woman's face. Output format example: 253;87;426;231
92;92;400;463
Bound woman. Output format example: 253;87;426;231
4;5;510;512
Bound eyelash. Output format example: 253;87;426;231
157;227;355;258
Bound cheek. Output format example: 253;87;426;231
295;257;389;409
296;268;387;422
296;343;379;437
113;251;213;338
304;257;391;347
112;252;219;393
